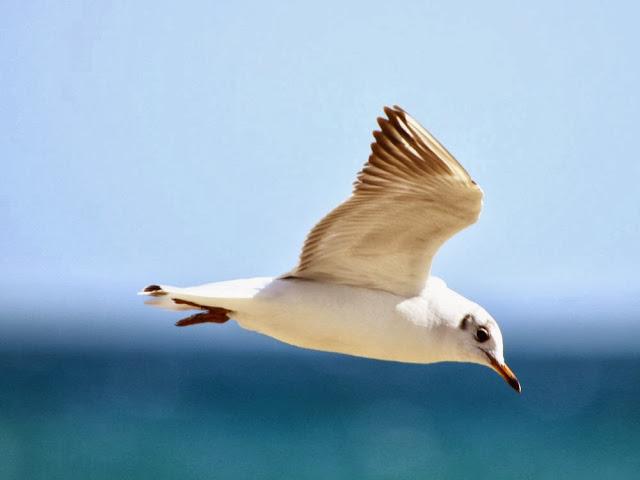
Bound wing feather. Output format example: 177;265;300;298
289;106;484;297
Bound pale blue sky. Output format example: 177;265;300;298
1;1;639;349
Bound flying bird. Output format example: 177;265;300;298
140;106;521;392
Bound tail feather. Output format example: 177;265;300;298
139;284;232;326
139;285;194;311
139;277;273;324
139;277;272;310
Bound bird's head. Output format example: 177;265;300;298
452;309;521;393
423;279;521;393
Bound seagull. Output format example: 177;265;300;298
140;106;521;393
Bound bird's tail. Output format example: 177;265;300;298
138;277;273;327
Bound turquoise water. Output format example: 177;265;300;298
1;350;638;479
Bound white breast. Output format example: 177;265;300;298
233;278;448;363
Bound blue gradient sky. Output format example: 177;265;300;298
2;1;639;350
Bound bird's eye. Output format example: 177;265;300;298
475;327;490;343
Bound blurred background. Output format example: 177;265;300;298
1;1;639;478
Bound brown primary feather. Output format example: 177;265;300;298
289;106;483;298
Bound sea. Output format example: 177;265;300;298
1;348;639;479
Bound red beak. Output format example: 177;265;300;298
485;352;521;393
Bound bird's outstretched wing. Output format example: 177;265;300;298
288;106;483;297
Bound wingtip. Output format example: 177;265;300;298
383;105;406;117
138;284;167;296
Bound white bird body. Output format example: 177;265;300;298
146;276;482;365
140;106;521;392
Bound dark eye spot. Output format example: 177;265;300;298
459;314;472;330
475;326;490;343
